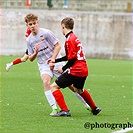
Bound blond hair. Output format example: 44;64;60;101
25;13;38;23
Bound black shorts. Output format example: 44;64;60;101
25;49;28;55
55;72;87;90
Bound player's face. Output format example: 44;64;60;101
61;24;65;35
27;20;38;35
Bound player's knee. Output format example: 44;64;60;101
43;79;51;88
74;88;83;94
50;82;56;88
68;85;75;92
50;82;59;91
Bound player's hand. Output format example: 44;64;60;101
35;43;40;54
47;58;55;64
56;67;63;74
47;58;55;71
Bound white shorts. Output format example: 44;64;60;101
37;62;65;78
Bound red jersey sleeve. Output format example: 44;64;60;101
25;28;31;37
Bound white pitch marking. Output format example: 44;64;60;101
112;127;133;133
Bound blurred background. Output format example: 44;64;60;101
0;0;133;60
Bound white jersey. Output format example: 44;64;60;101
26;28;62;64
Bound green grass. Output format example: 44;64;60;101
0;56;132;133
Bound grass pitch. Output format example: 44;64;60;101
0;56;132;133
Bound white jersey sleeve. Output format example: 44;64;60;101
46;29;59;46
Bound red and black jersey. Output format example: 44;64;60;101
65;31;88;77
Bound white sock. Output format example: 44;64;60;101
44;90;57;110
11;62;13;65
73;92;90;108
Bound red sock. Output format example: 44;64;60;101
13;58;22;65
80;89;96;110
52;90;68;111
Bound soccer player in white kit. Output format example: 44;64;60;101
25;13;90;115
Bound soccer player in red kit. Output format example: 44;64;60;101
6;28;31;72
48;17;101;117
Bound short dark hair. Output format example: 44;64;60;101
61;17;74;30
25;13;38;23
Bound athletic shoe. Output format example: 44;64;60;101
92;107;101;115
50;108;58;116
6;63;13;72
51;110;71;117
86;106;91;111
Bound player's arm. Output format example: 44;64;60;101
28;44;40;62
61;40;77;71
55;56;67;62
47;55;67;65
46;30;61;60
51;42;61;60
28;53;37;62
54;55;77;71
55;57;76;74
62;58;76;71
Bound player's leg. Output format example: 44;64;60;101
6;50;28;72
50;73;73;117
39;64;58;116
80;89;101;115
6;58;21;72
54;64;90;110
20;53;29;62
41;74;58;114
68;85;91;110
51;82;70;117
73;77;101;115
12;53;28;65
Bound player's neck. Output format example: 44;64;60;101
32;29;39;36
65;30;73;36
